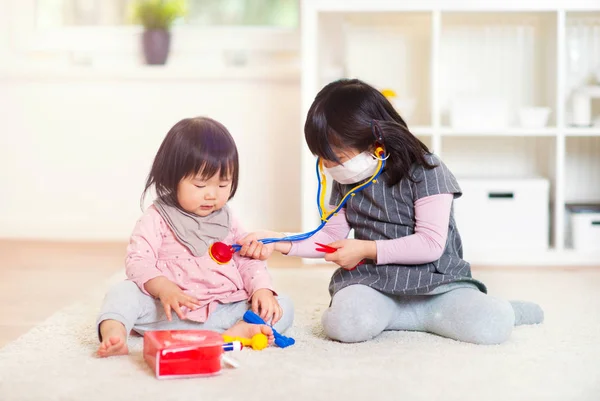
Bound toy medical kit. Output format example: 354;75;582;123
143;330;241;379
222;333;269;350
208;148;387;264
315;242;337;253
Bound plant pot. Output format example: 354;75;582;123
142;29;171;65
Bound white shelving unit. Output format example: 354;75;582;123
300;0;600;266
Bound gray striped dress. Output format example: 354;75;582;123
328;153;487;297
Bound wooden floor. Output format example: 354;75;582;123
1;239;598;348
0;239;302;348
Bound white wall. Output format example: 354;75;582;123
0;0;10;59
0;0;304;242
0;71;302;241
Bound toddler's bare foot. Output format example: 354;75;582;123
223;321;274;345
97;319;128;358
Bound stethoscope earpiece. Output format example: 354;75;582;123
373;147;389;161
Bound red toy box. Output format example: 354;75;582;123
144;330;225;379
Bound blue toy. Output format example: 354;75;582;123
243;310;296;348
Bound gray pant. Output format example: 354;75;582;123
323;284;543;345
97;280;294;341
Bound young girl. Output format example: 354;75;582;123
240;79;543;345
97;117;293;357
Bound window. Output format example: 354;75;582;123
8;0;300;68
35;0;130;27
35;0;299;28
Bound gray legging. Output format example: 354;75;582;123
97;280;294;341
322;285;543;344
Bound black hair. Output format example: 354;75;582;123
304;78;436;185
141;117;239;208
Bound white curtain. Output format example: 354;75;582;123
35;0;297;28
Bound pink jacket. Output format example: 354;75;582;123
125;206;274;322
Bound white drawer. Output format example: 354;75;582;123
453;178;550;254
572;212;600;251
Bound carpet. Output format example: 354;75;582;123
0;266;599;401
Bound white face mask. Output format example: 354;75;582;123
325;151;379;184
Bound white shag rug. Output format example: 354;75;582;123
0;267;599;401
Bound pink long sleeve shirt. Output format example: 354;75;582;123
288;194;453;264
125;205;274;322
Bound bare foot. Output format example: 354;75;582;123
223;321;274;345
97;319;128;358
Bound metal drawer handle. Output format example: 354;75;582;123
488;192;514;199
592;221;600;226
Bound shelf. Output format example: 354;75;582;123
439;127;558;136
311;1;600;13
302;2;600;263
565;127;600;136
0;64;302;82
565;13;600;126
442;136;555;184
411;127;600;136
439;12;557;128
565;137;600;204
340;13;433;126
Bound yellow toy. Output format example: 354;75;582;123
380;88;397;98
222;333;269;351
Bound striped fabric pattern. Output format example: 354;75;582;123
328;154;487;297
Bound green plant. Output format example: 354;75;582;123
130;0;187;30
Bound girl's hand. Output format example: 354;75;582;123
251;288;283;324
146;277;202;321
324;239;377;270
238;231;283;260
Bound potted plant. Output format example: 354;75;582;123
131;0;187;65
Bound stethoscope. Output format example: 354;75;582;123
208;146;388;264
